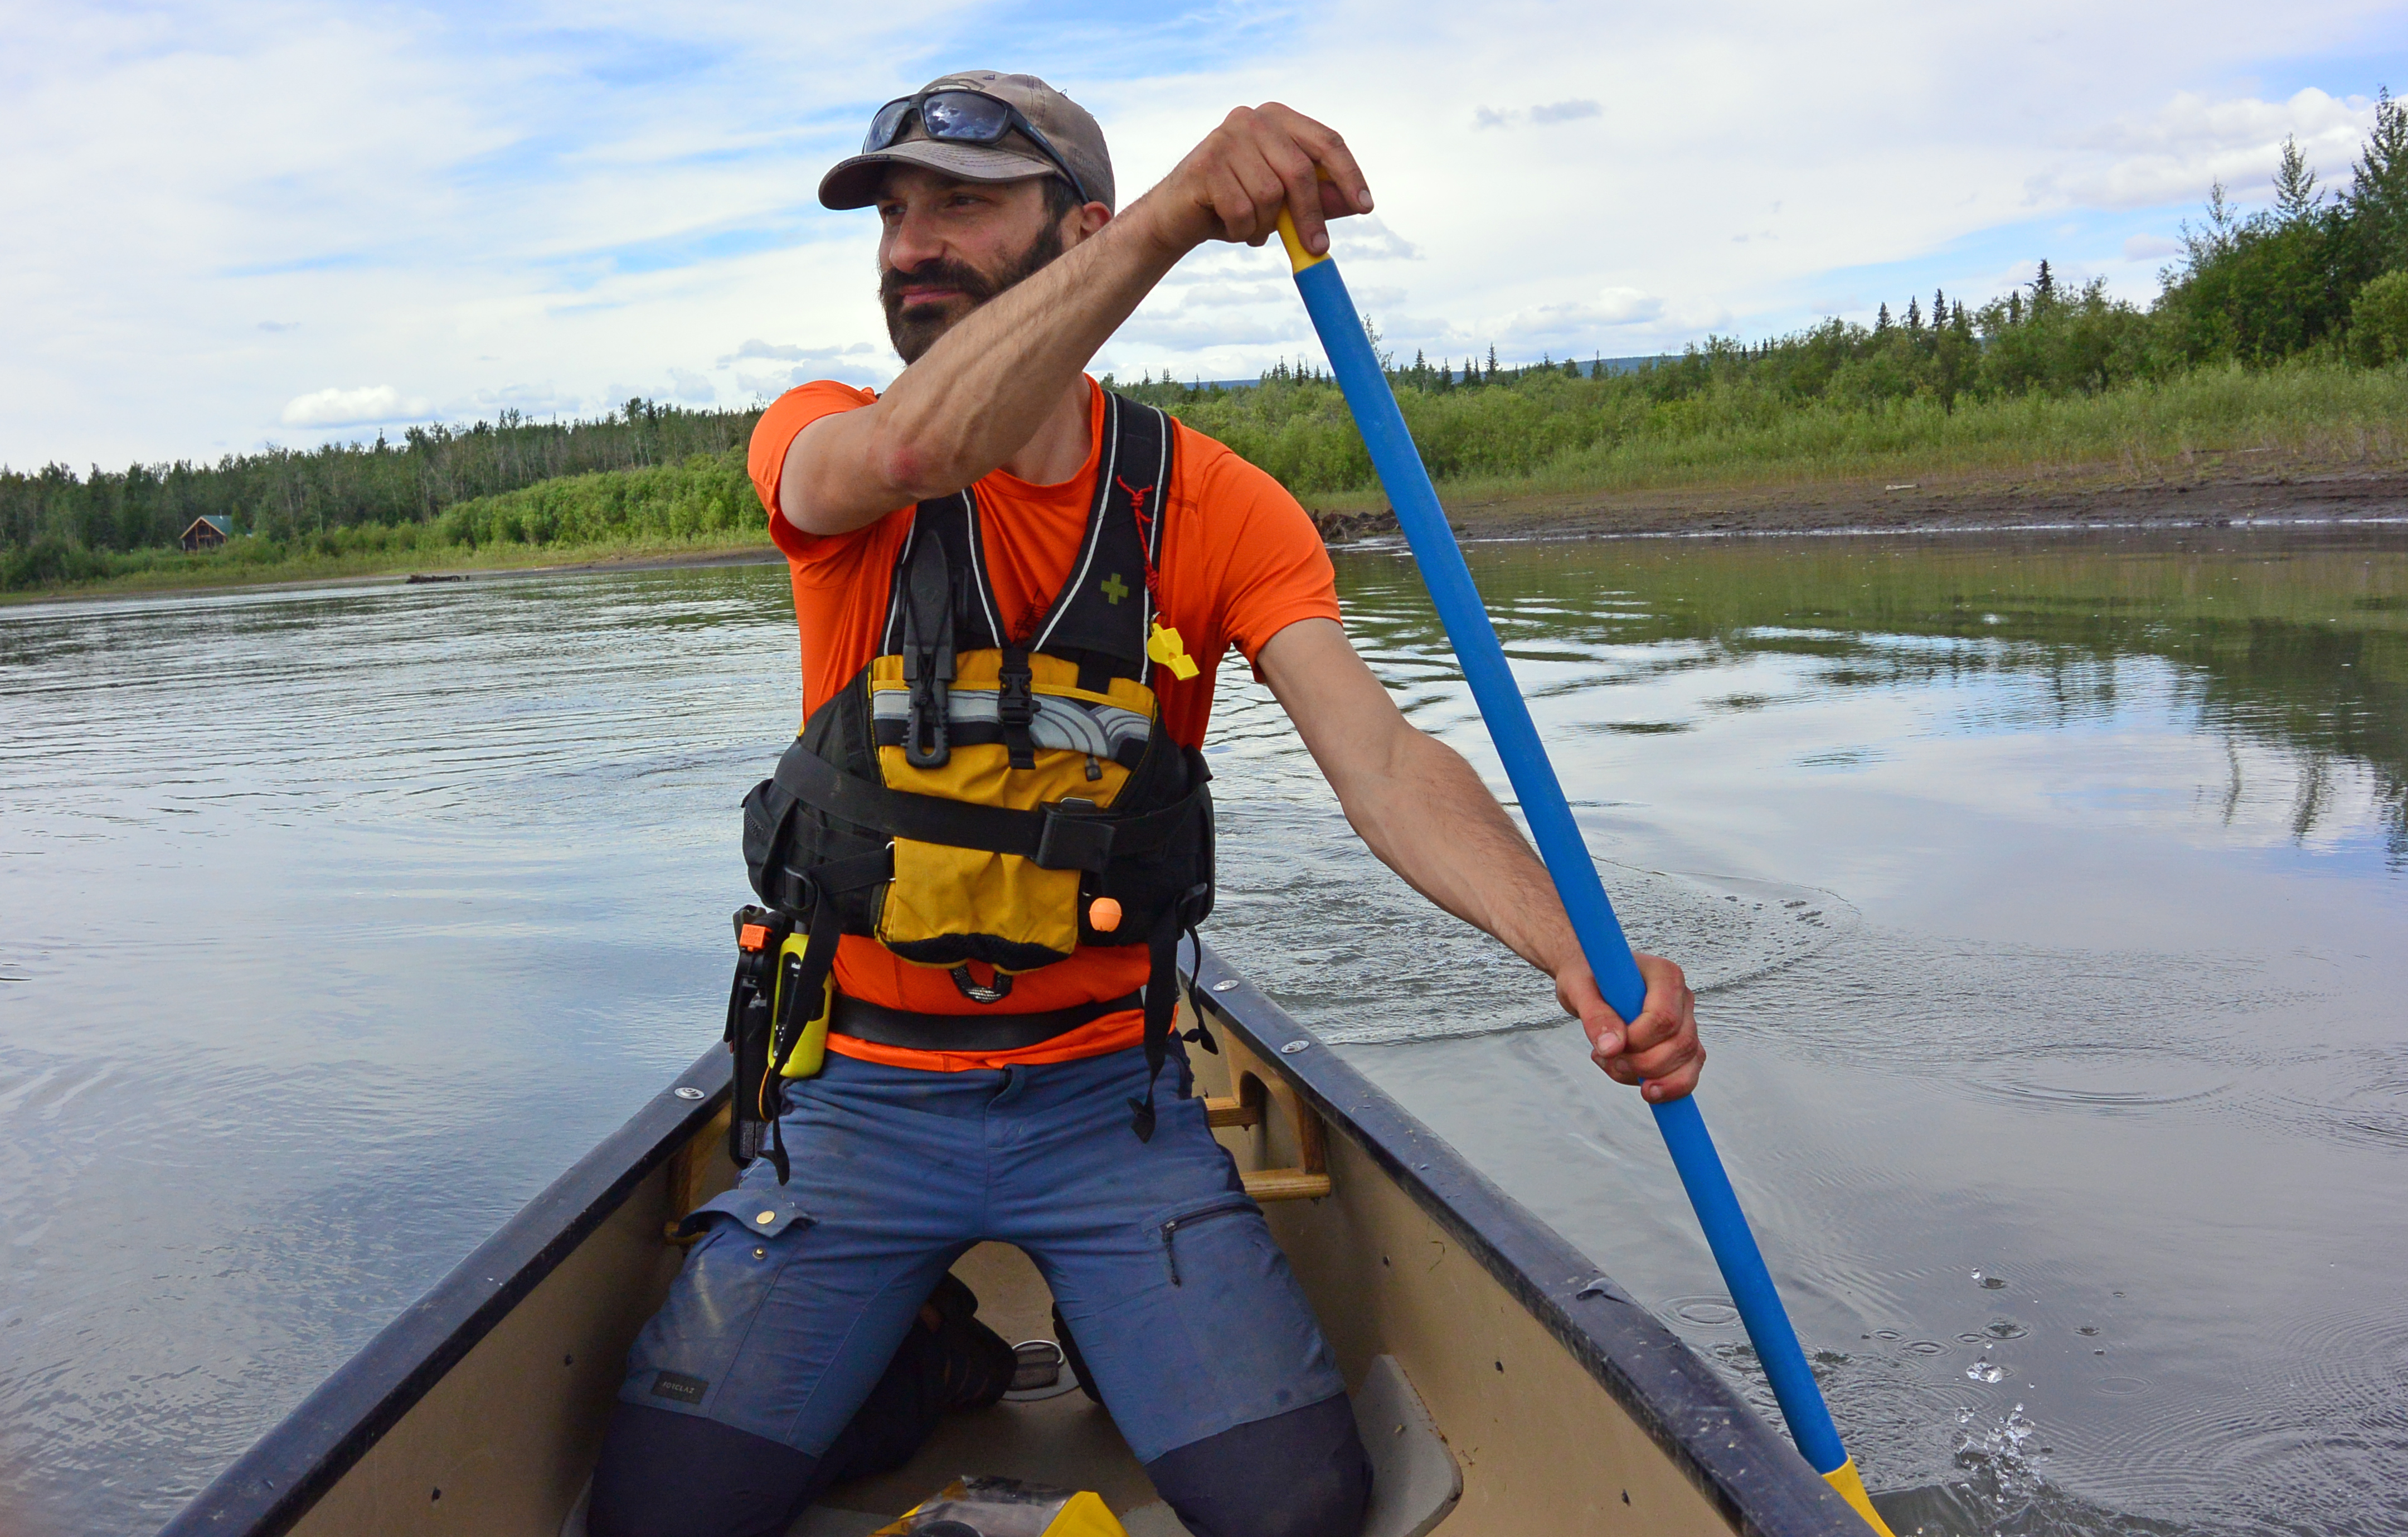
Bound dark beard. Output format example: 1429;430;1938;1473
881;220;1066;364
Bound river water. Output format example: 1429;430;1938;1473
2;526;2402;1536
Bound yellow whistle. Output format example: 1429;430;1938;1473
1147;622;1200;680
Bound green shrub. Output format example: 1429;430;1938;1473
1;535;113;590
2351;270;2408;366
432;449;765;550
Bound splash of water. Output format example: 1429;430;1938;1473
1873;1404;2197;1537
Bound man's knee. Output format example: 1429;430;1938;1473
588;1403;818;1537
1144;1395;1371;1537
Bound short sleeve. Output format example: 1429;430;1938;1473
747;381;882;567
1181;430;1342;664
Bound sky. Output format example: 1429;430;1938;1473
4;0;2406;469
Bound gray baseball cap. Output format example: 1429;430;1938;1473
818;71;1115;213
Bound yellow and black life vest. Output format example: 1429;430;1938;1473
732;395;1215;1171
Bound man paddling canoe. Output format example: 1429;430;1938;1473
593;72;1705;1537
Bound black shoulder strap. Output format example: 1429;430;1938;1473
1028;394;1172;686
880;492;1007;657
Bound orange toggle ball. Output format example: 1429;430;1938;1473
1088;897;1123;933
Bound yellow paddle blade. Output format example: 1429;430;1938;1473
1821;1457;1897;1536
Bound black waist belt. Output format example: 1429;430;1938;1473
829;990;1144;1053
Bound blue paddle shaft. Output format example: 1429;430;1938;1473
1288;254;1850;1477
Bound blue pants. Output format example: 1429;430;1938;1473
615;1043;1349;1466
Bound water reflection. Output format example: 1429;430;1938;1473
1220;526;2408;1536
1;527;2401;1537
1426;530;2407;860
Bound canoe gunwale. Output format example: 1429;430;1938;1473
1187;944;1862;1537
156;1052;735;1537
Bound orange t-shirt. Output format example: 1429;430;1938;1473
747;376;1341;1070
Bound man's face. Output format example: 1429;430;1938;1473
876;167;1068;364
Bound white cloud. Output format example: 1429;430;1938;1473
734;356;890;396
1470;98;1603;130
2037;87;2378;210
716;339;883;369
8;0;2408;465
1528;99;1602;125
1501;289;1667;338
1177;278;1297;309
666;367;716;403
1331;217;1422;261
280;385;429;428
2124;233;2183;261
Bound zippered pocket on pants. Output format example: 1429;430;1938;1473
1159;1196;1259;1287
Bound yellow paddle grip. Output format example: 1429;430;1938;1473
1274;209;1328;273
1821;1458;1897;1536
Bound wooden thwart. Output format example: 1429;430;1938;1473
1207;1035;1332;1203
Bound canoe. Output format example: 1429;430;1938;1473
159;944;1867;1536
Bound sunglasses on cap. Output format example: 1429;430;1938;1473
863;89;1093;206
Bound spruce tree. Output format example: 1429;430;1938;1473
2274;134;2322;222
2032;259;2056;307
2349;86;2408;272
1905;297;1922;332
1875;302;1893;333
1486;344;1499;382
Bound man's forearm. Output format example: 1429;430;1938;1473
868;208;1184;500
1343;727;1581;978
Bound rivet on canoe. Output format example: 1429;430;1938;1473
1211;980;1239;992
1280;1040;1309;1055
673;1087;706;1101
756;1211;776;1224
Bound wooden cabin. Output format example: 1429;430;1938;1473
181;515;232;551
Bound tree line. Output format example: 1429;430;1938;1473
2;400;763;586
7;90;2406;591
1122;89;2408;423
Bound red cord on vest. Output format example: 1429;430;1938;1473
1117;476;1162;605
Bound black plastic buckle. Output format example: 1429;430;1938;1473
998;650;1035;726
1035;797;1115;871
904;649;952;768
997;647;1036;770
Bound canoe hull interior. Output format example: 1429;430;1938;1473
169;947;1862;1537
288;1160;686;1536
